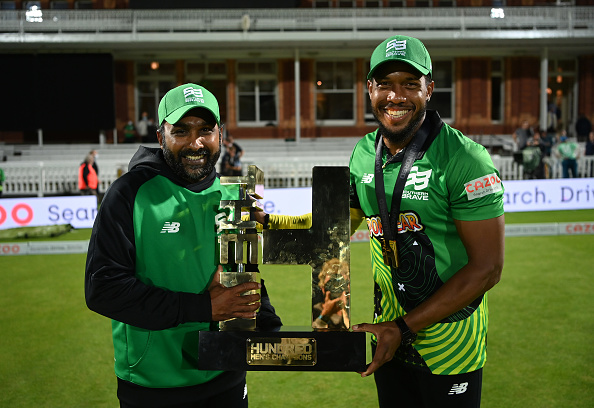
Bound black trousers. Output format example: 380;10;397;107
118;373;248;408
373;349;483;408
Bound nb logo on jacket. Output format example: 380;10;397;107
160;222;181;233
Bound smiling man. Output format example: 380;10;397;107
348;36;506;407
85;83;281;408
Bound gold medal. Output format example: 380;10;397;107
380;239;399;268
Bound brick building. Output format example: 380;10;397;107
0;0;593;145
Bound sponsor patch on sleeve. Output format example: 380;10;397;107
464;173;502;200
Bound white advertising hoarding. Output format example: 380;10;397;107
0;178;592;232
502;178;594;212
261;178;594;216
0;196;98;230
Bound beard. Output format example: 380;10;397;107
374;103;427;147
162;138;221;183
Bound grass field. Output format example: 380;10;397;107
1;210;593;407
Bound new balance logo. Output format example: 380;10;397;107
448;382;468;395
161;222;180;233
361;173;374;184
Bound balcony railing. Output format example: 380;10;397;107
1;7;593;37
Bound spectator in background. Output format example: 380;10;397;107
89;149;101;196
0;165;5;198
137;111;150;143
523;128;545;179
555;131;580;178
547;103;558;133
147;117;158;143
123;120;136;143
512;120;533;151
223;134;243;159
540;128;556;178
585;131;594;176
575;113;592;142
79;154;98;196
89;149;99;177
220;144;242;176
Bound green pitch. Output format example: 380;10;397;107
0;210;593;407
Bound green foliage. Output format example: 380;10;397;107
0;210;593;407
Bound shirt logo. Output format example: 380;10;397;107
464;173;502;200
161;222;180;233
361;173;374;184
405;167;432;191
183;87;205;103
448;382;468;395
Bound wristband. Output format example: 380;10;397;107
394;316;417;346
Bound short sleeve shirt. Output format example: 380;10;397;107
349;111;504;375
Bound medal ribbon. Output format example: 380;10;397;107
374;123;430;265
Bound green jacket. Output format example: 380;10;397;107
85;146;239;389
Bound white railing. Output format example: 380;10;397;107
0;7;592;37
2;156;593;197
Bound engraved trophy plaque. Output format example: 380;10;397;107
198;166;366;372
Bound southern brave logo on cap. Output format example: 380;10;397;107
183;87;204;103
386;39;407;57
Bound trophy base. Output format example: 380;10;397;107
198;326;367;372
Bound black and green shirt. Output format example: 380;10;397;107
349;111;504;375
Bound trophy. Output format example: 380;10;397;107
198;166;366;372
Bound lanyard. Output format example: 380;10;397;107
374;124;429;245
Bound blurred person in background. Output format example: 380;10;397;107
586;131;594;176
137;111;150;143
123;120;136;143
523;128;546;179
555;131;580;178
0;164;4;198
220;143;242;176
512;119;533;151
223;134;243;160
575;113;592;143
147;117;158;143
78;154;98;196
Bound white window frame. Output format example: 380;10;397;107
315;60;356;126
236;61;278;127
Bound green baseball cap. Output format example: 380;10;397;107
367;35;432;80
158;83;220;126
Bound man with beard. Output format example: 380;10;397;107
249;35;505;407
85;83;280;408
348;35;505;408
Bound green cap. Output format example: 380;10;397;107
158;83;220;126
368;35;432;80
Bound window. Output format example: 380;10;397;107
236;62;277;125
491;59;503;122
136;62;176;126
50;1;69;9
315;61;355;123
427;60;453;121
74;1;93;9
1;1;16;9
186;61;228;123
